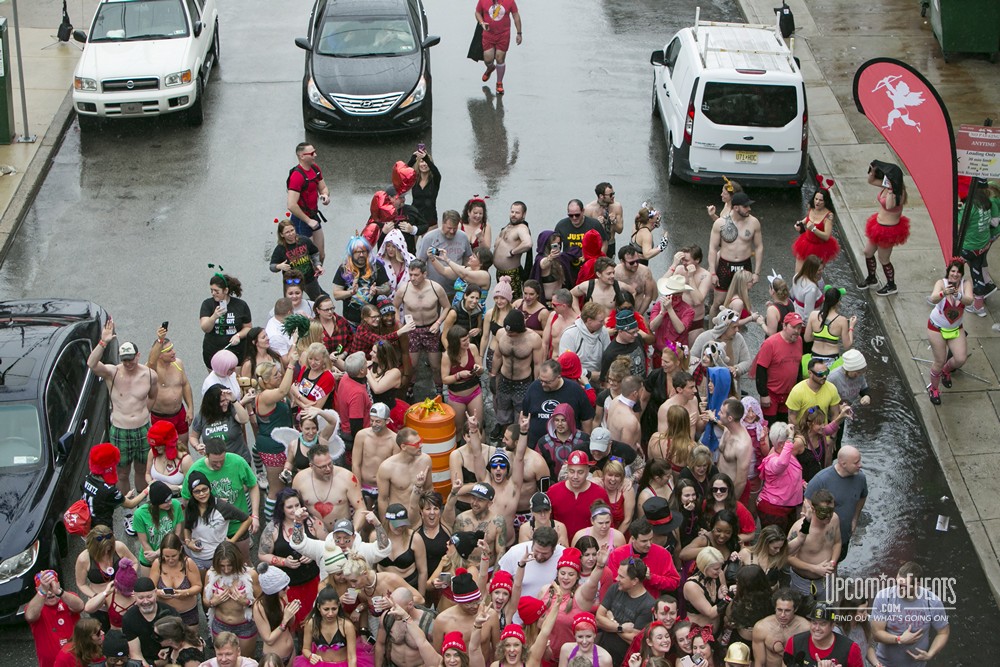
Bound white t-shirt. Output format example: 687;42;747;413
497;540;565;622
201;372;242;400
264;316;294;356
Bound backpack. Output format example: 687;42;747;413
64;498;92;536
286;165;323;215
775;2;795;38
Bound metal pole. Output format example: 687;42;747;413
9;0;36;143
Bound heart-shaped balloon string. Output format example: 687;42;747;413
392;161;416;195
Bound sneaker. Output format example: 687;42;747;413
876;282;897;296
856;276;878;290
983;283;997;299
482;65;495;82
966;304;988;317
124;512;136;537
496;82;504;95
927;384;941;405
941;369;953;389
256;470;270;492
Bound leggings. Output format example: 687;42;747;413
961;246;990;294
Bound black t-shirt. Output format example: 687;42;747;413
121;602;180;664
572;439;638;471
82;473;124;530
640;368;671;443
199;297;252;368
597;584;655;666
554;216;606;270
270;238;320;284
332;262;390;324
600;339;646;383
522;379;595;448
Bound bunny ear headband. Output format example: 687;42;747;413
767;268;783;286
815;173;836;190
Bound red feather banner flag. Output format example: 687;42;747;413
853;58;957;262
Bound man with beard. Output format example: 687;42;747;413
147;327;194;440
522;359;595;448
537;403;590;480
122;577;179;667
376;587;435;667
493;200;533;299
754;313;806;424
752;589;810;667
332;236;391;327
584;182;624;259
614;244;656;315
452;482;507;566
555;199;607;279
491;310;543;433
352;403;399;510
293;443;366;533
708;192;764;316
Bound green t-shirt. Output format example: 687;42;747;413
182;454;257;536
131;499;183;566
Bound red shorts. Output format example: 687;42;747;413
482;28;511;52
151;405;189;437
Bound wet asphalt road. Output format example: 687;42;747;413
1;0;999;661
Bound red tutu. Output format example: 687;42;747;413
865;213;910;247
791;230;840;263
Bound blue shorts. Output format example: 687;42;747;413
291;210;326;238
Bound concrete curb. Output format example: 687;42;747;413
0;89;76;267
733;0;1000;604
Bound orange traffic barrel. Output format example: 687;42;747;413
404;397;457;500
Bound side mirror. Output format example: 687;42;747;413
73;30;87;44
57;433;73;461
422;35;441;48
650;50;665;66
193;21;204;38
295;37;312;51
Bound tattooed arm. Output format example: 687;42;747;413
257;524;279;565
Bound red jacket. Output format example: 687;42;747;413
600;543;680;599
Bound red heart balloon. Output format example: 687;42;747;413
369;191;395;222
391;160;416;195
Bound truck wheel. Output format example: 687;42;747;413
667;139;682;184
187;77;205;126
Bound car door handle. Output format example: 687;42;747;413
81;418;89;435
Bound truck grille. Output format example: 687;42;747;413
329;92;403;115
102;77;160;93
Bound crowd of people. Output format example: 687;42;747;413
35;145;964;667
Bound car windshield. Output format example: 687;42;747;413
317;16;417;57
700;83;798;128
0;404;43;469
90;0;189;42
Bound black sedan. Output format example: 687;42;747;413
296;0;440;134
0;300;112;620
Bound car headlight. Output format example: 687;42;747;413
164;70;193;87
307;78;336;110
74;77;98;91
399;76;426;108
0;541;38;584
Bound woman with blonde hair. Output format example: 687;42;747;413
738;524;789;589
649;405;698;484
595;463;634;535
293;342;336;416
763;275;795;336
682;546;727;633
254;350;299;519
631;203;668;264
74;525;137;630
722;269;764;329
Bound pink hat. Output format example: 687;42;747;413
495;276;513;302
210;349;239;376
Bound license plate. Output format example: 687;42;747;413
735;150;758;164
121;102;143;115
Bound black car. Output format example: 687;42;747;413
296;0;440;134
0;300;112;620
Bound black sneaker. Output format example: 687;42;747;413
941;369;953;389
927;384;941;405
876;282;897;296
983;283;997;299
856;276;878;290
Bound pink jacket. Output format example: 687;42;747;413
758;439;803;507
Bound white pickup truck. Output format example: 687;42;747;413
72;0;219;128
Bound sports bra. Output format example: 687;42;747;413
313;624;347;652
449;349;480;392
379;531;417;571
291;438;314;473
108;589;133;628
150;457;185;487
518;304;545;332
812;314;842;343
569;642;599;667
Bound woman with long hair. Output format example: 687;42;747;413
253;563;300;665
642;344;686;442
461;198;492;250
530;231;573;300
514;280;551;333
738;525;789;589
723;270;765;330
556;611;613;667
282;414;323;480
132;480;183;573
637;459;675;517
293;342;336;415
707;177;743;222
241;326;286;378
857;160;909;295
670;479;703;549
428;246;493;312
378;503;428;597
793;408;845;482
297;586;357;667
764;275;795;337
154;615;205;664
725;565;773;642
690;630;719;667
407;147;442;226
680;510;741;578
368;337;405;410
52;618;104;667
427;533;484;614
836;594;879;667
313;294;355;357
804;287;856;369
83;557;137;630
378;228;416;299
636;620;675;667
959;182;998;315
792;186;840;272
571;499;625;552
702;473;756;545
271;218;324;299
144;422;192;496
189;384;253;462
199;272;253;369
492;605;560;667
254;353;299;518
631;203;668;264
183;471;251;571
413;491;451;607
278;271;315;318
150;533;203;630
595;462;634;535
790;255;825;321
926;259;974;404
649;404;697;479
537;546;605;666
349;303;415;358
442;326;484;436
258;488;322;627
574;536;601;585
442;285;485;349
681;547;728;634
73;525;136;630
204;542;259;658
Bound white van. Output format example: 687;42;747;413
649;9;807;188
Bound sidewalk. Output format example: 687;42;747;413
738;0;1000;601
0;28;79;264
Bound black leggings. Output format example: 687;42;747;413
961;247;989;295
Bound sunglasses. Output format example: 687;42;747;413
712;487;728;494
810;369;829;378
285;278;302;285
567;213;582;218
95;533;114;542
625;259;640;266
302;150;317;156
489;463;509;469
814;506;835;518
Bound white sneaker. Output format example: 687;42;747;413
123;512;136;537
965;304;988;317
256;470;269;491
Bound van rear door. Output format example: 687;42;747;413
689;78;804;177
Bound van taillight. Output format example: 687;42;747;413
684;101;695;144
801;110;808;150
